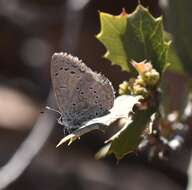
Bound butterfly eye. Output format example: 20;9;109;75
55;73;58;76
70;71;75;74
59;67;63;70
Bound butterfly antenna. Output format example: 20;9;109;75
45;106;61;115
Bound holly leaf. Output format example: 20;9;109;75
167;44;184;74
163;32;184;74
106;108;156;160
97;5;170;73
160;0;192;76
95;143;112;160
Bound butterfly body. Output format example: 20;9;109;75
51;52;115;130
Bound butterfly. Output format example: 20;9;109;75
50;52;115;132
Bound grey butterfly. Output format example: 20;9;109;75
50;52;115;132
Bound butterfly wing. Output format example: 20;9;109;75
51;53;83;113
51;53;115;127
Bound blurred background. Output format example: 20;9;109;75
0;0;189;190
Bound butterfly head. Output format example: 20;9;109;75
58;115;80;130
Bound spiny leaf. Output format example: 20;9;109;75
95;143;112;160
106;108;156;160
160;0;191;75
97;5;170;73
164;32;184;74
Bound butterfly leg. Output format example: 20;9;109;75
63;125;79;135
63;127;72;136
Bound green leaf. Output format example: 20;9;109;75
167;44;184;74
97;5;170;73
160;0;192;75
95;143;112;160
106;108;156;160
164;32;184;74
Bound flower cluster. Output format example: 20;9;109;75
119;60;160;97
